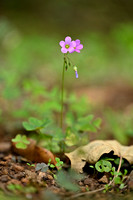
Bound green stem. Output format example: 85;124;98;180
60;56;65;129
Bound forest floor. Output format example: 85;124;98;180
1;84;133;199
0;148;133;200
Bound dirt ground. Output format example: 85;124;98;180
0;141;133;200
1;85;133;199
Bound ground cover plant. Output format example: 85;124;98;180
0;36;130;200
0;18;133;200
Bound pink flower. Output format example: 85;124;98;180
74;39;83;53
59;36;76;53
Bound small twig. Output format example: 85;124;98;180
65;154;122;200
110;153;122;186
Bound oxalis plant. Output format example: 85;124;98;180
12;36;101;153
88;156;129;192
59;36;83;128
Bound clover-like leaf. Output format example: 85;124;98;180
95;160;112;173
16;142;27;149
55;157;63;169
35;163;48;172
75;115;101;132
12;134;22;143
23;117;49;131
22;135;30;144
12;134;30;149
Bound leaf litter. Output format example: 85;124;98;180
65;140;133;172
1;140;133;199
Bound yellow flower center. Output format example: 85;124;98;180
65;44;69;49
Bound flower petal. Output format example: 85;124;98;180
65;36;71;44
75;39;80;46
61;47;68;53
75;71;78;78
68;47;74;53
77;44;83;50
71;41;76;47
75;49;80;53
59;41;65;47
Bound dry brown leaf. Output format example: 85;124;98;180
0;142;11;152
65;140;133;172
12;139;57;165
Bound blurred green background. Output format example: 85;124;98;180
0;0;133;144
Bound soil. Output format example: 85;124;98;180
76;84;133;110
0;142;133;200
1;85;133;199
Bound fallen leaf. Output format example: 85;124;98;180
12;139;56;165
0;142;11;152
65;140;133;172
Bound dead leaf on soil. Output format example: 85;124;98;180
65;140;133;172
12;139;56;165
0;142;11;152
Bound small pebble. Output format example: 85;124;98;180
79;181;84;186
14;172;25;179
11;164;24;172
0;153;4;159
26;194;33;199
4;155;12;161
128;180;133;190
2;168;8;175
21;178;29;185
0;175;10;182
47;174;53;180
98;175;108;184
7;179;21;185
0;161;8;166
81;186;87;192
84;178;91;185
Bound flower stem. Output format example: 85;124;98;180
60;56;65;129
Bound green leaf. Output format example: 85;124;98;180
93;118;102;128
56;170;80;192
12;134;30;149
27;163;30;166
95;160;112;173
114;176;121;185
7;184;23;191
16;142;27;149
119;183;125;189
65;128;79;146
23;117;49;131
75;115;101;132
22;135;30;144
124;169;128;175
55;157;60;162
50;164;55;168
103;157;114;161
114;158;124;166
89;165;94;168
12;134;21;142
